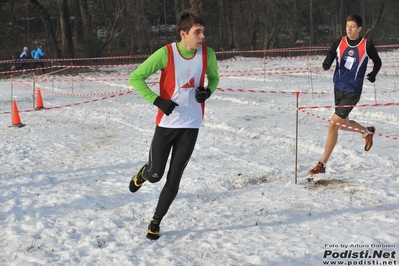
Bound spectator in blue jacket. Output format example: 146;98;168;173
31;43;46;74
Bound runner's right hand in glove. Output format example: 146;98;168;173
153;96;179;116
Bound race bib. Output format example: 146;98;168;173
177;89;190;107
345;56;354;70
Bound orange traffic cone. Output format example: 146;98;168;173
35;89;44;110
11;100;25;128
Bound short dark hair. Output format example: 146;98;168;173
347;14;362;27
176;10;204;34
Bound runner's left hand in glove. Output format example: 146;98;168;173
367;72;376;83
195;87;211;103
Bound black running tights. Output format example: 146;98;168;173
143;126;199;220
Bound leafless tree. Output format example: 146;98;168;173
28;0;61;58
58;0;74;58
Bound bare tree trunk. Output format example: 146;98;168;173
228;1;235;49
338;0;344;37
331;0;342;39
364;0;386;38
217;0;224;50
58;0;74;58
72;0;83;44
309;0;315;45
78;0;92;39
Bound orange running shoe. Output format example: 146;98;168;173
308;162;326;175
362;126;375;152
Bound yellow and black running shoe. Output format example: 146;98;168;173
129;164;147;193
146;220;160;240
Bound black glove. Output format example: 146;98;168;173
367;72;376;83
322;53;334;71
153;96;178;116
195;87;211;103
322;62;331;71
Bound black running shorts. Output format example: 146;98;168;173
334;87;361;119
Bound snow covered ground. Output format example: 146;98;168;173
0;50;398;266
